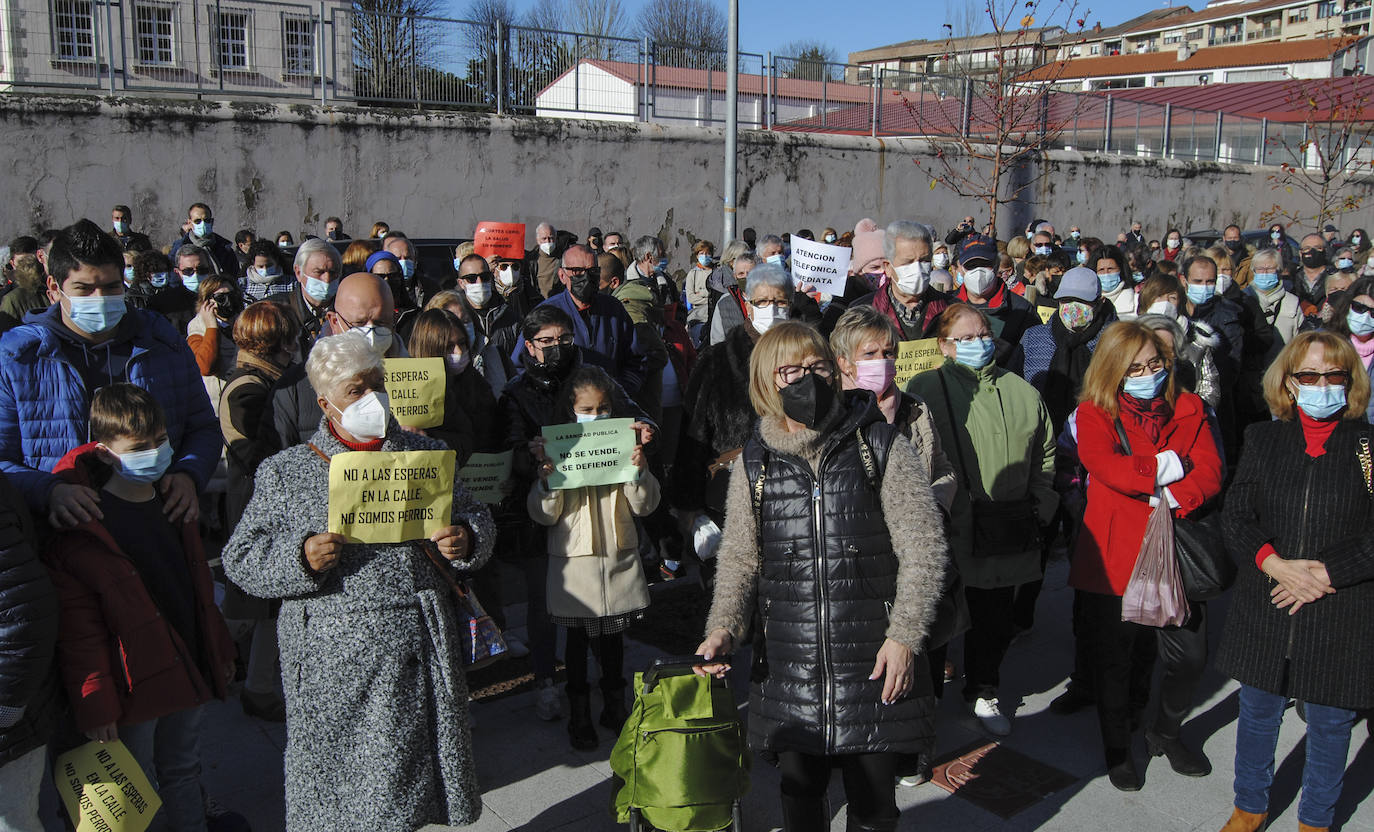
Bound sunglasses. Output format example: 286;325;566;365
1351;299;1373;315
1292;370;1351;386
180;267;212;276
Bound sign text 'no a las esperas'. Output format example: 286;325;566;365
329;450;455;544
53;739;162;832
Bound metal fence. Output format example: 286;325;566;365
0;0;1353;170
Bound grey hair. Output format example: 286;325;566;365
744;263;792;298
175;244;209;265
757;234;784;253
632;235;665;263
294;237;342;274
536;222;555;237
883;221;933;262
1136;313;1186;350
719;239;750;266
1250;248;1280;270
306;331;386;400
1035;221;1055;234
733;253;760;269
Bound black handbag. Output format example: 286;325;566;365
938;372;1042;558
1113;419;1235;602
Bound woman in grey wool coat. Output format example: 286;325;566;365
223;332;495;832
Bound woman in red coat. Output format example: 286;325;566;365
1070;320;1224;791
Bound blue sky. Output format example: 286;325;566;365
449;0;1195;62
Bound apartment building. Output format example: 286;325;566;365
847;28;1064;84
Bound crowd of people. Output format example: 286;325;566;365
0;203;1371;832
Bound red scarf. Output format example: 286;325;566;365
1297;408;1339;458
328;420;384;452
1118;392;1172;446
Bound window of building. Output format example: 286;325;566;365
1290;7;1310;21
1185;27;1204;40
134;3;174;65
1318;1;1338;18
283;15;314;74
53;0;95;61
1164;31;1183;44
1089;43;1101;55
216;10;248;69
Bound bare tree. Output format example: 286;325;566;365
1261;77;1374;229
897;0;1090;234
780;39;840;81
352;0;446;101
569;0;629;58
637;0;727;69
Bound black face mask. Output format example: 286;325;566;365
778;373;834;430
568;271;600;306
1302;250;1327;269
529;342;576;383
1224;239;1243;253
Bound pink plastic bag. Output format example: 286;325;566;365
1122;492;1190;628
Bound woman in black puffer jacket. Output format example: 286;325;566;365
696;321;949;832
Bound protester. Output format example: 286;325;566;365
341;239;377;277
954;234;1036;364
1070;321;1224;791
448;254;522;395
186;275;242;382
854;221;949;340
696;321;948;832
528;366;657;749
685;240;715;331
222;332;494;832
1326;275;1374;423
407;307;499;464
170;203;238;276
1091;245;1137;321
278;237;342;360
0;255;48;333
528;222;562;297
110;204;152;251
239;240;295;302
1014;267;1116;433
907;304;1056;738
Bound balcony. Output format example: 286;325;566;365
1247;25;1282;39
1344;6;1373;23
1207;32;1243;45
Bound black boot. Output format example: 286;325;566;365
567;692;597;750
1106;755;1141;792
846;814;899;832
1049;685;1094;715
780;793;828;832
600;686;629;733
1145;730;1212;776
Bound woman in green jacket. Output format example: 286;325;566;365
907;303;1058;737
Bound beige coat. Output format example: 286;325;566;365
529;473;660;620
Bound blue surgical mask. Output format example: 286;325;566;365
953;337;995;369
60;290;127;335
1185;283;1214;305
767;254;784;267
1071;230;1081;240
1337;257;1355;271
123;266;134;285
697;254;710;267
1076;249;1087;264
181;273;200;293
1098;271;1122;293
1252;271;1280;291
113;220;128;234
1034;245;1052;256
278;240;291;249
1348;309;1374;336
1293;383;1347;420
109;440;173;484
150;271;169;289
658;257;669;272
452;257;464;272
305;276;334;303
575;412;610;423
192;219;212;237
1123;368;1167;400
399;259;416;279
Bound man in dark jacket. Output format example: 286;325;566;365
456;254;523;397
1183;254;1245;461
952;234;1035;363
0;219;218;525
168;202;239;277
0;472;59;830
110;204;152;252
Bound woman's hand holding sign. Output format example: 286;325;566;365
431;524;472;562
304;532;346;574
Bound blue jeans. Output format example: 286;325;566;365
122;706;208;832
1233;684;1357;828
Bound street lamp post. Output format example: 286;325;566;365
723;0;739;244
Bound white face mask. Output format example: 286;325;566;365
893;261;932;296
932;252;950;269
330;390;390;441
463;280;492;307
962;266;997;297
1167;238;1180;250
750;303;787;334
343;322;393;356
495;264;517;289
1146;299;1178;319
1215;274;1232;295
539;241;555;256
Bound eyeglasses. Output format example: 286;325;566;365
1127;357;1166;377
180;267;211;276
775;361;836;385
460;271;494;283
749;298;789;309
942;334;993;344
334;311;392;335
1351;299;1373;315
1292;370;1351;386
531;334;575;348
563;266;600;279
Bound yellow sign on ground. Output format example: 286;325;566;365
53;740;162;832
329;450;455;543
384;358;446;429
458;451;514;504
895;338;944;387
542;418;638;490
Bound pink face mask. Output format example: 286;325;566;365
853;358;897;395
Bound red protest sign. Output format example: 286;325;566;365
473;222;526;259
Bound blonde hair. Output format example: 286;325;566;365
1263;330;1371;421
1006;236;1029;260
1079;321;1178;418
424;289;467;314
830;304;898;362
749;322;839;424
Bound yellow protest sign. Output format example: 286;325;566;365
542;418;638;490
328;450;455;544
458;451;513;504
53;740;162;832
384;358;446;429
1037;305;1056;323
894;338;944;388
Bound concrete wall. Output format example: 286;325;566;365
1;93;1370;260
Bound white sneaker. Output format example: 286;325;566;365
534;679;563;721
971;697;1012;736
503;633;531;659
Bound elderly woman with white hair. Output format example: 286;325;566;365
222;332;495;832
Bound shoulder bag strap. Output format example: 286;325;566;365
306;442;331;464
1113;417;1132;456
854;427;879;490
1359;436;1372;496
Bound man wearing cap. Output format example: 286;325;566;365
953;234;1035;365
852;220;950;340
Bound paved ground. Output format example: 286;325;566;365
199;558;1373;832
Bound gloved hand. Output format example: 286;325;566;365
1155;450;1185;487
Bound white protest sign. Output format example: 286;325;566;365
789;235;850;295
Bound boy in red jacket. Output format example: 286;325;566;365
45;383;237;832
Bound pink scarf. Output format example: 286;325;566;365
1353;334;1374;369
